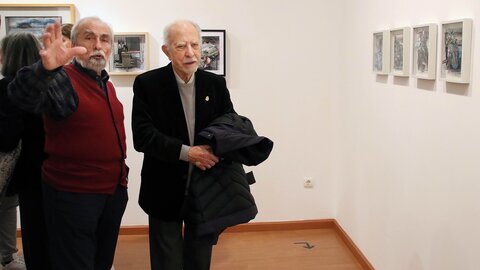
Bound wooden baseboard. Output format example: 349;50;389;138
331;220;375;270
17;218;374;269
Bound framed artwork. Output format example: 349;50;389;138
0;4;75;41
390;27;411;77
199;29;226;76
372;30;390;74
440;19;473;84
109;32;149;75
412;24;437;80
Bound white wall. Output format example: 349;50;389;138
334;0;480;269
6;0;480;269
4;0;340;225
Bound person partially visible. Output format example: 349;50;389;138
8;17;128;270
0;32;42;270
61;23;73;48
132;19;235;270
0;32;51;270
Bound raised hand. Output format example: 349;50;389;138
40;21;87;70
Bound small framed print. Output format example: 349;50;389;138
109;32;149;75
0;4;76;41
373;30;390;74
412;24;437;80
390;27;410;77
440;19;473;84
199;29;226;76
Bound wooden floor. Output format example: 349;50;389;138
113;228;364;270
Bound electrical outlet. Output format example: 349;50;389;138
304;178;314;188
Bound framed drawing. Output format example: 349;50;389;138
390;27;410;77
0;4;75;41
199;29;226;76
109;32;149;75
440;19;473;84
412;24;437;80
372;30;390;74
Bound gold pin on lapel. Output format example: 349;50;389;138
205;96;210;102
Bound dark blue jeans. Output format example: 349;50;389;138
42;182;128;270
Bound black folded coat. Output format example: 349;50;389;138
183;113;274;242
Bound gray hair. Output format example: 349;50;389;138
71;16;113;45
163;20;201;46
1;32;41;77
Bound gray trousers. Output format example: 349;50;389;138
0;194;19;265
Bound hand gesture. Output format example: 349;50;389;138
188;145;219;171
40;21;87;70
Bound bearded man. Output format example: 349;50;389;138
8;17;128;270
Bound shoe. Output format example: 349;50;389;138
3;256;26;270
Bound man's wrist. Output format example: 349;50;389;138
180;144;191;161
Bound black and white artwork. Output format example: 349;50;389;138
414;27;429;73
389;27;410;77
440;19;472;83
442;23;463;73
109;33;148;75
391;30;404;71
373;32;383;72
199;30;226;76
412;24;437;80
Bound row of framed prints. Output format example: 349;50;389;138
373;18;473;84
0;4;226;76
109;30;226;76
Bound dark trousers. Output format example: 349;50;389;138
149;216;213;270
18;188;52;270
42;182;128;270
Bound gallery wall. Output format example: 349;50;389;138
4;0;480;268
2;0;341;225
334;0;480;269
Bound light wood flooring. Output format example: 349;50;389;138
113;228;364;270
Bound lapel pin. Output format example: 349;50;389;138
205;96;210;102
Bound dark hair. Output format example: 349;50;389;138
62;23;73;39
1;32;41;77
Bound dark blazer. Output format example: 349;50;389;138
132;63;235;220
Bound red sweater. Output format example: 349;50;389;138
42;64;127;194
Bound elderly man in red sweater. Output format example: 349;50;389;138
8;17;128;270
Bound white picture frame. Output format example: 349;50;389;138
412;24;437;80
373;30;390;74
390;27;410;77
108;32;149;75
440;18;473;84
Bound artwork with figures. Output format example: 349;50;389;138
390;27;410;77
440;19;472;83
414;27;429;73
109;32;149;75
372;30;389;74
373;32;383;72
199;30;226;76
412;24;437;80
391;30;404;71
442;23;463;73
